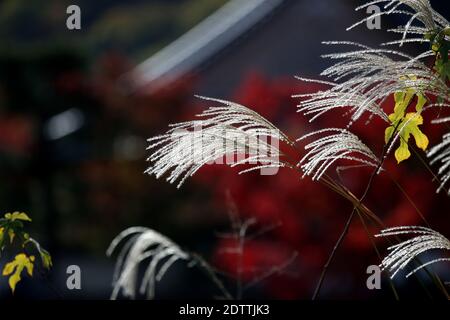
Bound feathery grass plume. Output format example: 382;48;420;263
145;96;294;188
295;42;448;128
376;226;450;279
294;76;389;124
107;227;189;299
428;131;450;194
349;1;449;47
298;128;380;180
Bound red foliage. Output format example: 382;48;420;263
0;115;34;155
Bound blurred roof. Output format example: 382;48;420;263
132;0;409;97
132;0;286;92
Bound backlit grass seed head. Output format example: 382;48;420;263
376;226;450;279
107;227;189;300
428;132;450;195
295;42;448;128
298;129;380;181
350;1;449;47
145;96;293;188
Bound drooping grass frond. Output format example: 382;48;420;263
428;132;450;194
107;227;189;299
145;96;294;188
349;1;449;47
298;129;380;180
321;44;447;98
295;42;448;127
376;226;450;279
295;77;389;124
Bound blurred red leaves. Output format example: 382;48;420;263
0;115;34;156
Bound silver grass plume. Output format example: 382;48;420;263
295;75;389;125
107;227;189;300
295;42;448;127
298;128;380;180
376;226;450;279
145;96;294;188
428;130;450;195
349;1;449;47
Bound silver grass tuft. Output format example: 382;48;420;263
428;132;450;195
376;226;450;279
294;76;389;124
107;227;189;300
298;128;380;180
350;1;449;47
145;96;293;188
295;42;448;127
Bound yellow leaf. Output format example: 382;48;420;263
2;253;35;293
412;127;429;151
4;212;32;222
385;126;395;144
386;89;429;164
2;260;15;276
395;141;411;163
416;94;427;112
432;43;440;52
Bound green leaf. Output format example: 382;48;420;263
0;227;4;251
39;249;52;269
25;237;53;270
427;26;450;81
385;126;395;144
8;229;15;244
